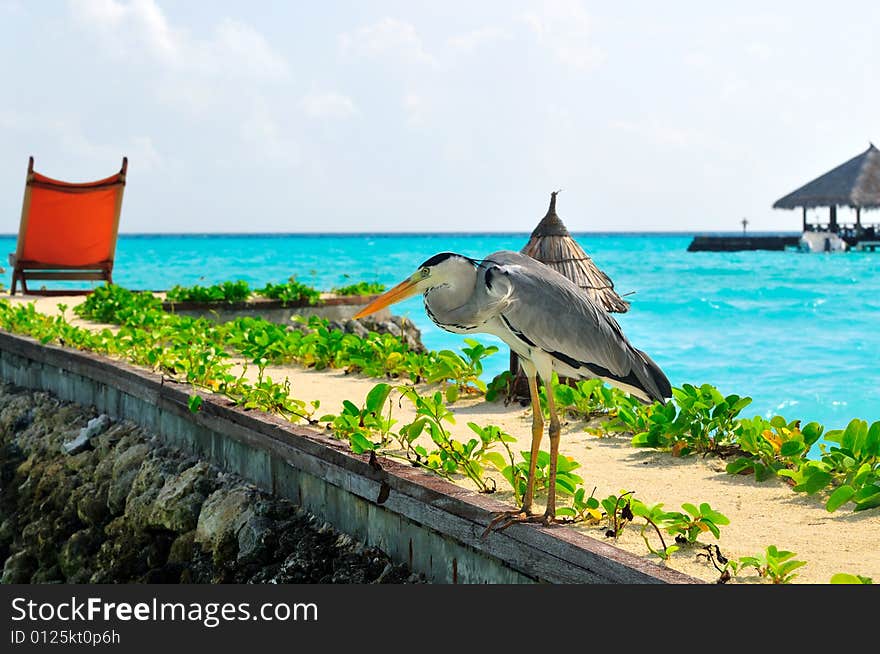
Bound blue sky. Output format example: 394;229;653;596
1;1;877;233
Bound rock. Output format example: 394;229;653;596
61;413;110;454
61;431;91;456
75;483;109;526
11;409;33;433
58;529;102;581
1;550;37;583
30;565;63;583
168;531;196;564
0;518;14;549
123;457;177;530
0;384;424;585
236;514;275;564
195;486;256;563
146;462;213;532
107;442;150;515
93;422;137;459
343;319;370;339
390;316;425;352
61;414;111;455
358;316;424;352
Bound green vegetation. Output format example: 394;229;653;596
830;573;873;584
68;285;491;395
166;280;251;303
332;281;386;296
734;545;807;584
256;276;322;305
161;276;388;306
607;383;749;456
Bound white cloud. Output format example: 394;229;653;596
521;0;605;71
447;26;512;53
68;0;288;78
609;118;712;150
0;1;25;17
684;51;712;70
1;108;162;172
302;92;356;119
200;18;288;78
339;17;436;67
403;93;426;127
745;42;772;60
240;101;300;165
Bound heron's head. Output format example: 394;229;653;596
353;252;474;319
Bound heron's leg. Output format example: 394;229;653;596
542;378;562;523
520;372;544;515
481;370;556;537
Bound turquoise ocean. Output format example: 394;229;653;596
2;232;878;433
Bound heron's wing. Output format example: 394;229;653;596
482;251;634;376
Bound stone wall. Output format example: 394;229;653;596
0;383;422;584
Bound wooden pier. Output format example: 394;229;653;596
687;235;800;252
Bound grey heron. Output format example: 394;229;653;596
354;250;671;531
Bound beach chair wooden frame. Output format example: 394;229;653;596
8;156;127;296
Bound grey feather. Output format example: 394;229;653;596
422;250;670;403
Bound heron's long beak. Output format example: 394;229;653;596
354;275;420;319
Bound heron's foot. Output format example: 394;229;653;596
481;508;560;538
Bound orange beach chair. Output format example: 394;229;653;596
8;156;127;295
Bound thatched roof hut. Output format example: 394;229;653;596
521;191;630;313
773;144;880;210
773;144;880;232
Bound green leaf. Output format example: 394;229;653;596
826;485;855;512
753;462;774;482
342;400;359;415
841;419;866;454
481;452;507;471
726;457;755;475
365;383;392;414
780;440;805;457
854;490;880;512
866;421;880;456
704;520;721;539
700;505;730;525
555;476;579;496
555;456;581;474
801;470;833;494
801;422;824;447
188;394;203;413
681;503;699;519
349;431;377;454
830;573;871;584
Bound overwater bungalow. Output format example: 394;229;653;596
773;143;880;251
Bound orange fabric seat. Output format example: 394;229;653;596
8;157;127;295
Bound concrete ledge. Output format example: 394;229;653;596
0;331;701;584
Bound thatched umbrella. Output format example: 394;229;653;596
520;190;630;313
507;191;629;401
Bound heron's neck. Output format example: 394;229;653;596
424;263;476;315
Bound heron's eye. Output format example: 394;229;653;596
420;268;430;279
